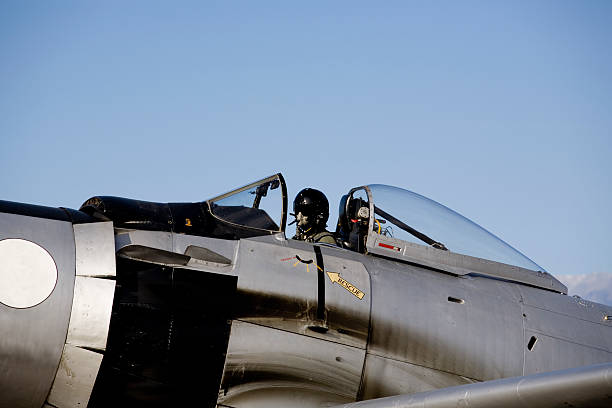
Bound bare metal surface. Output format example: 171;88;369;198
47;273;115;408
46;344;103;408
115;229;238;274
519;283;612;326
45;224;117;408
115;229;173;253
66;276;115;351
74;222;115;277
523;330;611;375
0;213;75;408
184;245;231;264
517;284;612;374
174;232;239;274
366;258;525;381
217;233;612;406
219;320;365;407
333;362;612;408
523;304;610;351
172;233;238;263
1;175;611;408
234;237;370;348
368;236;567;294
360;354;476;400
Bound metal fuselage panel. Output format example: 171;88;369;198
518;285;612;374
219;320;366;407
233;238;371;347
2;206;610;408
0;213;76;408
221;237;371;406
218;235;612;406
363;255;611;395
366;257;525;382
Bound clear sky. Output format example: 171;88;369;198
1;1;611;302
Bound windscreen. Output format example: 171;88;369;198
209;177;284;232
368;184;544;271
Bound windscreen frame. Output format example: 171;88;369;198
206;173;288;234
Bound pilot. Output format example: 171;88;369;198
291;188;337;245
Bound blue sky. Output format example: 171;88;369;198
1;2;611;302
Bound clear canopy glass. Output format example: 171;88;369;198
209;177;284;232
368;184;544;271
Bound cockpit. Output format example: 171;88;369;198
334;184;545;272
79;173;566;293
206;173;545;273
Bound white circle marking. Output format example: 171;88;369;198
0;239;58;308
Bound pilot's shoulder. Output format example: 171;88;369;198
314;231;337;245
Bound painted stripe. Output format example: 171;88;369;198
378;242;401;251
314;246;326;321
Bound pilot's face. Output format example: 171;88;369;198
296;212;310;227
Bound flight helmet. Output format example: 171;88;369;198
293;188;329;231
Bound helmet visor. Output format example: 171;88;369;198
294;201;316;217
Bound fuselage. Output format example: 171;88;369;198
216;234;612;407
2;172;611;408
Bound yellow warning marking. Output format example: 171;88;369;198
282;255;316;273
185;218;192;227
326;272;365;300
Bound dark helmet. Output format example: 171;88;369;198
293;188;329;227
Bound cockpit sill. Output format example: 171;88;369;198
368;235;567;294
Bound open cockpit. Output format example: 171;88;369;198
79;172;566;293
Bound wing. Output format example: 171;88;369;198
332;362;612;408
